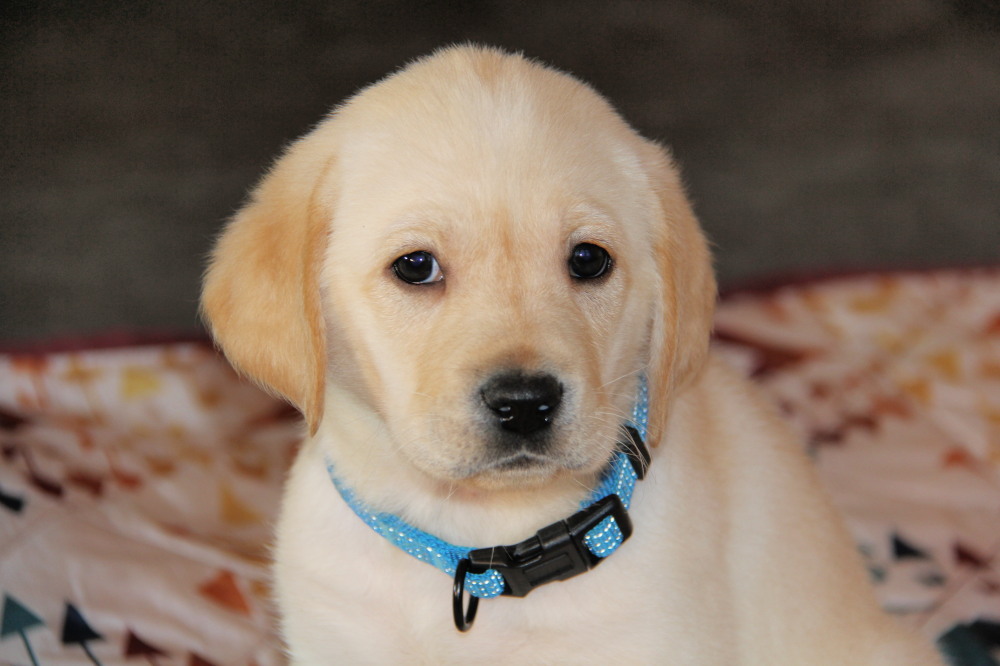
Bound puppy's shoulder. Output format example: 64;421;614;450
676;354;799;458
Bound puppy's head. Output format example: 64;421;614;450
202;46;715;490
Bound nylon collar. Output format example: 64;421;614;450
326;375;650;631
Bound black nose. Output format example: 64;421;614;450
481;372;564;436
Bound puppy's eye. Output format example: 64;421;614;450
392;251;443;285
568;243;611;280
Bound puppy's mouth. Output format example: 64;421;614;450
453;446;600;488
489;451;552;472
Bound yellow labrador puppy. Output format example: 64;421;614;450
202;46;942;664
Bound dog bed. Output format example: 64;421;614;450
1;268;998;664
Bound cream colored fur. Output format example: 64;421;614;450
202;46;943;664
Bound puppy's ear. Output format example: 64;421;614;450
640;141;717;446
201;136;334;434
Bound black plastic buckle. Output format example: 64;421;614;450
453;494;633;631
467;492;631;596
452;427;648;631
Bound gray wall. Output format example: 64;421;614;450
3;0;998;343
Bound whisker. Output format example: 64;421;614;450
597;368;642;390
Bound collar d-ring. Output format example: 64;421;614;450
452;558;479;631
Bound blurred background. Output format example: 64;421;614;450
2;0;998;344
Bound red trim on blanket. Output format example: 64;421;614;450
718;263;1000;299
0;329;212;355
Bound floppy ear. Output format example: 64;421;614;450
201;136;335;434
640;140;717;446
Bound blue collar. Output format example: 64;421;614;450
327;375;650;631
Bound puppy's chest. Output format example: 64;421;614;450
307;474;732;663
330;539;682;662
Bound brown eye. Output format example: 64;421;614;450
568;243;611;279
392;251;443;284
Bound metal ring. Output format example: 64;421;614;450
452;559;479;632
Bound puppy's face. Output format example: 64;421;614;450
329;135;653;488
202;47;715;492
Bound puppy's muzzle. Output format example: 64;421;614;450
480;372;563;438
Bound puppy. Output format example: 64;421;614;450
202;46;942;664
